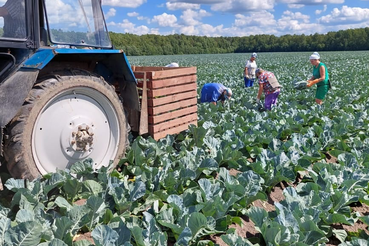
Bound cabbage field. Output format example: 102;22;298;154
1;51;369;246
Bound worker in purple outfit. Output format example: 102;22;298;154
200;83;232;105
255;68;281;110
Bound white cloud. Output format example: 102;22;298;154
277;0;344;4
152;13;178;27
126;12;151;24
127;12;139;17
277;10;319;33
44;0;81;26
287;4;304;8
105;8;116;19
315;4;327;15
211;0;275;13
196;24;224;36
179;23;224;36
180;9;211;26
234;11;277;28
319;6;369;25
102;0;147;8
282;10;310;22
179;25;197;35
107;19;158;35
166;2;200;10
137;16;151;23
168;0;224;3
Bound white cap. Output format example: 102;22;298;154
226;87;232;96
309;52;320;60
165;62;179;67
251;52;257;58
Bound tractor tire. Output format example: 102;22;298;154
4;70;127;180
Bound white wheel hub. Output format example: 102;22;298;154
32;88;121;175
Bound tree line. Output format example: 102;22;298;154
109;27;369;56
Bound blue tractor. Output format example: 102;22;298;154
0;0;144;180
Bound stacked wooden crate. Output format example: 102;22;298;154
132;66;198;140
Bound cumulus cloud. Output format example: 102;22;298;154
152;13;178;27
137;16;151;23
102;0;147;8
107;19;158;35
105;8;116;19
168;0;224;3
211;0;275;13
234;11;277;28
315;5;327;15
276;0;344;4
166;2;200;10
127;12;139;17
287;4;304;8
282;10;310;22
44;0;82;27
180;9;211;26
126;12;151;24
277;10;319;33
179;23;224;36
318;6;369;25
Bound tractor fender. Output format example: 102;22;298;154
1;48;140;128
23;48;137;84
0;69;39;128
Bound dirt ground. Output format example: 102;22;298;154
211;184;369;246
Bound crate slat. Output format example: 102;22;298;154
149;114;198;133
137;74;197;89
150;120;198;140
133;66;196;80
149;98;197;115
149;83;197;98
149;105;197;124
149;91;197;107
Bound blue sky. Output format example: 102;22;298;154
101;0;369;37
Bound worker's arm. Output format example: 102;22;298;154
256;83;263;101
307;66;326;87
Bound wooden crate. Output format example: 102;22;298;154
132;66;198;140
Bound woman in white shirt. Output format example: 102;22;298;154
244;52;257;88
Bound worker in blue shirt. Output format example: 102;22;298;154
200;83;232;105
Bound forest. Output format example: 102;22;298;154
109;27;369;56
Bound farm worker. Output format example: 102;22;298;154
0;0;26;38
200;83;232;105
244;52;257;88
307;52;330;105
255;68;281;110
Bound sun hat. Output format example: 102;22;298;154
224;87;232;99
255;68;262;76
165;62;179;67
251;52;257;58
309;52;320;60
